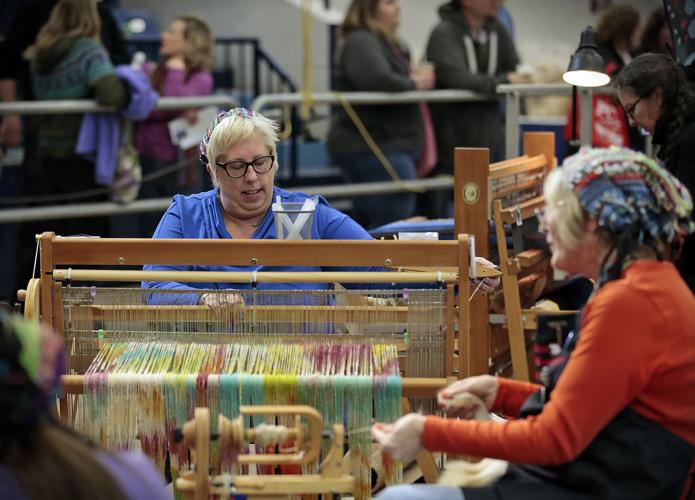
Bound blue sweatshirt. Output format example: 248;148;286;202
142;187;384;299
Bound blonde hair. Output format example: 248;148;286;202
543;168;588;250
341;0;396;42
152;15;213;91
206;112;279;187
24;0;100;61
179;15;214;73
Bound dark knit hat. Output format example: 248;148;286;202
562;147;693;244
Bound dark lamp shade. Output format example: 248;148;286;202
563;26;610;87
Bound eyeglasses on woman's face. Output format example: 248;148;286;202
623;95;644;121
215;155;275;178
534;200;567;231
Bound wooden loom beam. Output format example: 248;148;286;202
60;374;454;398
47;237;466;268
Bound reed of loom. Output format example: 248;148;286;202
454;131;560;381
21;232;502;496
25;232;504;389
176;405;354;499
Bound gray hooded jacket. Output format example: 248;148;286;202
426;1;519;168
327;29;423;156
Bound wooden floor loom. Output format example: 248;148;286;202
454;131;575;381
175;404;354;499
21;232;500;498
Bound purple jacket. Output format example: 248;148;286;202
134;65;214;162
76;65;159;186
0;450;170;500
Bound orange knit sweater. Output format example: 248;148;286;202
423;261;695;465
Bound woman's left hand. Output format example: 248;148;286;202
474;256;501;293
371;413;426;463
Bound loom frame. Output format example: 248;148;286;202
454;131;576;381
28;233;481;397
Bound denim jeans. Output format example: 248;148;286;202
377;484;465;499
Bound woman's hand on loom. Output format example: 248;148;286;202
199;291;245;309
371;413;426;463
473;257;501;293
438;375;499;418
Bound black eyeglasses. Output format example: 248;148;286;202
623;96;644;121
215;155;275;178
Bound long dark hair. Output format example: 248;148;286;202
614;53;695;168
596;3;640;48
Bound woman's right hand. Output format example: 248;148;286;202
199;292;245;309
437;375;499;418
412;66;435;90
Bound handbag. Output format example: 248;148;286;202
111;119;142;203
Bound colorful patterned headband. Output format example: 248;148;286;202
562;147;694;243
0;313;64;434
199;107;262;166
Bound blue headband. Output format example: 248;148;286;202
199;107;262;166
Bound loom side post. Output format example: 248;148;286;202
319;423;346;478
176;407;211;500
445;285;456;377
38;232;56;331
457;234;472;379
454;148;492;377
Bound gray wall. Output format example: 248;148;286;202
120;0;662;91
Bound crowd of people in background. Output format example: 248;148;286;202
0;0;692;286
0;1;694;499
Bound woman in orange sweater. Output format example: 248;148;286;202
373;147;695;500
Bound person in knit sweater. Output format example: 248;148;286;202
19;0;128;248
373;147;695;500
134;15;214;237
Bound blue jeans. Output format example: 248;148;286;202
377;484;465;500
332;151;417;230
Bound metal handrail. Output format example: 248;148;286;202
0;95;239;115
251;84;591;160
496;83;572;96
251;89;488;112
0;84;595;223
0;177;455;223
497;82;593;158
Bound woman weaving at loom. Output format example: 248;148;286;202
142;107;499;306
372;147;695;499
0;312;170;500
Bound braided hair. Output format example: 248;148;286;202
614;53;695;169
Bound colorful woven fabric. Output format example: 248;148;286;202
562;147;694;244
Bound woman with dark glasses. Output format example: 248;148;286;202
615;53;695;293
